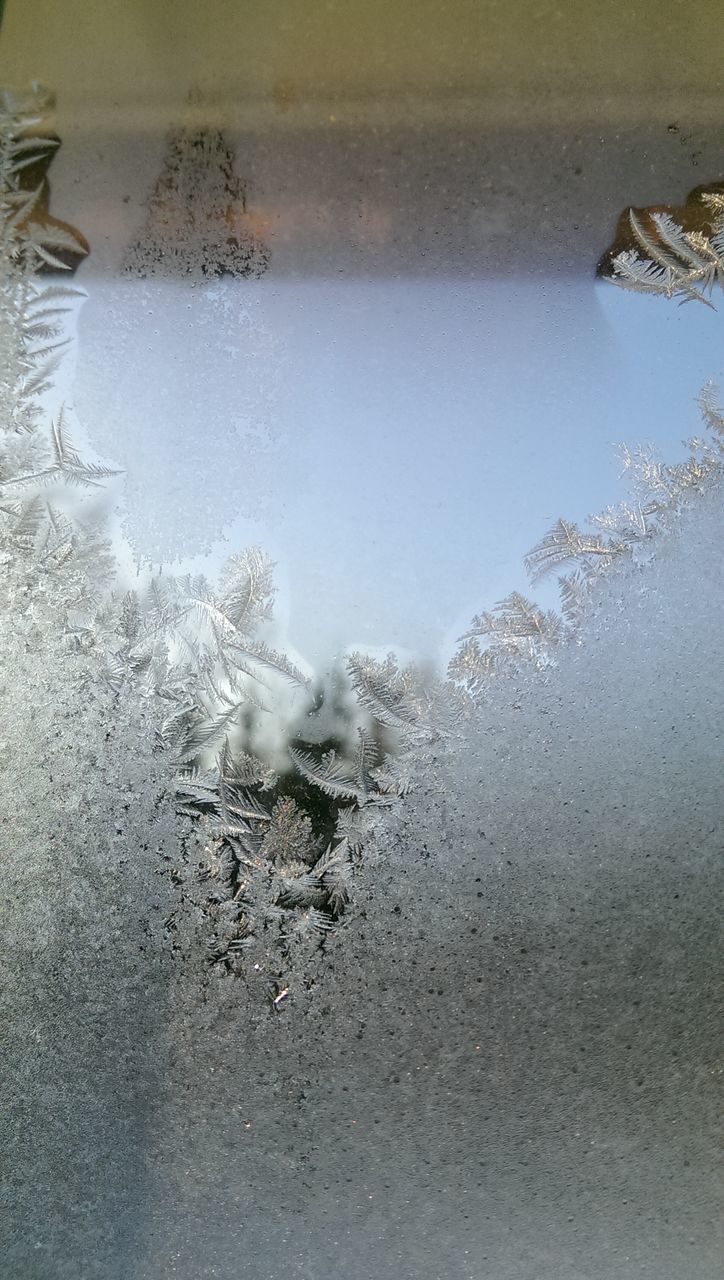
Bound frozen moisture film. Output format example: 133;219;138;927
1;7;723;1280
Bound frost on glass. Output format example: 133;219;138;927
122;111;269;282
72;96;282;565
1;87;722;1280
600;178;724;305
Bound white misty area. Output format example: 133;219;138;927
65;270;723;674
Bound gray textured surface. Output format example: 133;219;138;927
2;482;722;1279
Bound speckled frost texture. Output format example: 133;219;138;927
2;475;721;1278
68;115;281;566
73;277;286;566
0;553;204;1279
122;125;269;282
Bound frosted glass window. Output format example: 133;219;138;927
1;6;721;1278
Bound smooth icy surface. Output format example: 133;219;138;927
2;478;721;1280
